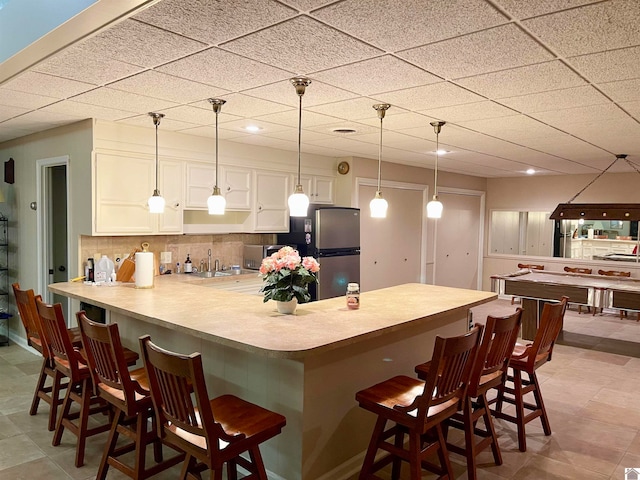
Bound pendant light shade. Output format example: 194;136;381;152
148;112;165;214
370;103;391;218
288;77;311;217
207;98;227;215
427;121;446;219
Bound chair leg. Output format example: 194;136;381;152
359;416;386;479
30;358;49;415
52;379;75;446
461;397;478;480
479;393;502;466
48;369;65;432
529;372;551;436
227;459;238;480
74;377;93;468
97;409;122;480
248;446;268;480
408;431;422;480
435;423;454;480
512;370;527;452
391;427;404;480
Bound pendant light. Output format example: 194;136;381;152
426;121;446;219
148;112;165;214
288;77;312;217
207;98;227;215
370;103;391;218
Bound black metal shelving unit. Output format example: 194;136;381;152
0;218;11;346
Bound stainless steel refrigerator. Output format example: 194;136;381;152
278;206;360;301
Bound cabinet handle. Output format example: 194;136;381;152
227;186;231;191
258;205;262;211
175;202;180;207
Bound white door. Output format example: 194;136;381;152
359;184;424;292
434;190;483;290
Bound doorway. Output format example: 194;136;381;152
36;156;70;322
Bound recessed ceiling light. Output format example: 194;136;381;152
526;168;535;175
332;128;357;134
245;125;262;133
436;149;448;155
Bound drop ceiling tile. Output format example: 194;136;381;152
2;72;96;99
500;85;610;113
255;109;343;128
530;103;631;126
174;125;249;140
620;100;640;119
522;0;640;57
308;97;401;122
496;0;603;19
108;71;230;104
312;0;507;51
0;105;30;123
242;79;358;107
306;121;379;136
33;44;145;85
133;0;297;45
190;94;293;118
457;61;586;99
348;130;426;147
0;126;33;142
222;16;382;73
161;105;240;125
418;101;519;123
262;128;333;143
380;83;484;111
306;136;378;155
568;46;640;83
300;143;355;157
78;19;207;68
399;24;553;79
218;118;293;134
0;110;82;129
234;135;298;151
41;101;135;122
311;55;440;96
599;79;640;103
117;115;199;131
157;48;292;91
0;89;59;110
70;88;178;114
357;111;435;131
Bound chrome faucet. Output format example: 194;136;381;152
207;249;212;272
214;259;220;272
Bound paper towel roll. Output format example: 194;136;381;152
135;252;155;289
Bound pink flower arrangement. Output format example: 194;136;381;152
259;246;319;303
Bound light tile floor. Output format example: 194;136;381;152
0;299;638;479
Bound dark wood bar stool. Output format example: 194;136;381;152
491;297;568;452
597;269;632;318
511;264;544;304
77;312;185;479
36;298;112;467
415;309;523;480
562;267;593;313
139;335;287;480
356;326;482;480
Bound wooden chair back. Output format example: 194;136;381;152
12;283;45;353
524;297;568;369
468;308;523;397
140;335;238;457
398;326;482;425
517;263;544;270
564;266;592;275
36;298;83;382
598;269;631;278
77;311;139;416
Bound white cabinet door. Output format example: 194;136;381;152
297;174;335;204
94;153;155;235
157;160;183;233
185;162;215;209
254;170;290;232
221;165;251;210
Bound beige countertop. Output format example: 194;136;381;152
49;277;496;359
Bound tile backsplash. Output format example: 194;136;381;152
80;233;276;275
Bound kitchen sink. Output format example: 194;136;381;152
197;269;259;278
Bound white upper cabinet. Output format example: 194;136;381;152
185;162;215;209
94;153;183;235
298;174;335;204
254;170;290;232
220;165;251;210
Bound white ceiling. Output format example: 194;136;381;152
1;0;640;178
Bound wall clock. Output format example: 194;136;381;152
337;161;350;175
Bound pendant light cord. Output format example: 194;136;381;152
434;131;439;197
567;154;624;203
215;109;219;188
155;121;159;191
377;116;383;191
297;92;302;185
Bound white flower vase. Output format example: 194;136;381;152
276;298;298;314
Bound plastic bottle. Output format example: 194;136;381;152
87;258;94;282
94;255;115;283
175;262;181;274
184;254;192;273
346;283;360;310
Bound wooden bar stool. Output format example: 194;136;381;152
512;264;544;304
415;308;523;480
356;326;482;480
139;335;287;480
597;269;632;318
491;297;568;452
562;267;593;313
77;312;185;480
36;298;113;467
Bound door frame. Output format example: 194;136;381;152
435;186;486;290
355;177;429;283
36;156;71;318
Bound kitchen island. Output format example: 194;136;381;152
50;278;495;480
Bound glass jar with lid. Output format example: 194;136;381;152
346;283;360;310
